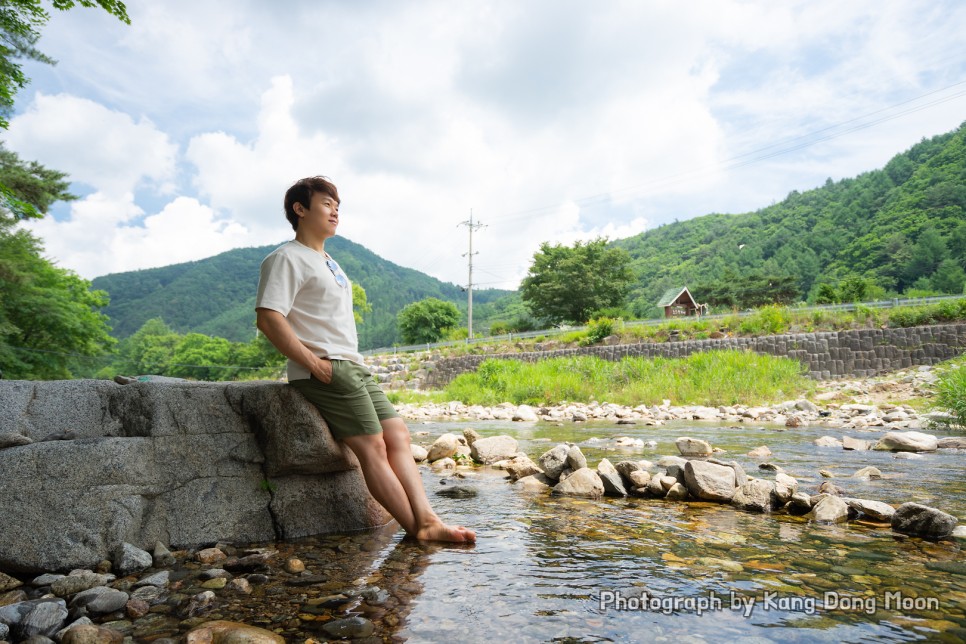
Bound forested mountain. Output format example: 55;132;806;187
616;121;966;315
92;237;512;349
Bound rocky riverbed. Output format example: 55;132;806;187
1;366;963;644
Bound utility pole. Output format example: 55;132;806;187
458;209;485;339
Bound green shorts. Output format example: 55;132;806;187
289;360;400;439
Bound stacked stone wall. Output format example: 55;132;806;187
424;323;966;388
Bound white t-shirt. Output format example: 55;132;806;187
255;240;363;380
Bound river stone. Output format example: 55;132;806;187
665;482;689;500
31;574;64;587
511;405;539;422
938;437;966;449
51;572;113;598
462;428;480;446
708;458;748;486
893;452;924;460
566;445;587;471
61;624;124;644
891;502;958;538
647;475;666;497
675;437;712;457
775;472;798;493
12;599;68;640
538;444;570;480
597;459;627;497
814;436;842;447
133;571;170;590
516;473;554;493
795;399;818;412
552;468;604;498
873;431;938;452
683;460;737;502
0;572;21;592
842;436;871;451
731;479;777;513
427;433;459;462
629;470;651;488
809;495;850;523
70;587;129;615
436;480;478;498
129;585;165;604
411;444;428;462
657;455;687;469
747;445;772;458
614;460;643;485
186;620;285;643
113;543;151;577
504;454;542;481
852;466;882;480
787;492;812;515
845;498;895;522
321;616;374;639
470;435;518;464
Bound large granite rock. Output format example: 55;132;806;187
891;502;958;538
683;460;737;502
0;380;390;573
873;431;938;452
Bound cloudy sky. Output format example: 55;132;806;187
7;0;966;289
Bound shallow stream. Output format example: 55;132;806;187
197;420;966;643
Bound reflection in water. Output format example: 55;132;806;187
207;420;963;642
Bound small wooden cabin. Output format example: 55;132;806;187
656;286;707;318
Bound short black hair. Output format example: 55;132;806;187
283;176;340;231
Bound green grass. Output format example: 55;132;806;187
931;358;966;432
442;349;813;407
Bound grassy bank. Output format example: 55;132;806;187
436;349;813;407
933;356;966;431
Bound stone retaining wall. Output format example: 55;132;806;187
0;380;390;573
425;323;966;388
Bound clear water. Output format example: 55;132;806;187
396;420;966;643
206;420;965;643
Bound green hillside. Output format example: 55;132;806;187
92;237;512;349
616;121;966;314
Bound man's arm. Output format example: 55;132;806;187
256;307;333;382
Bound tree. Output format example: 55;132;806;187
0;147;115;379
352;282;372;324
0;211;115;378
903;225;948;286
931;259;966;295
169;333;233;380
115;318;180;374
1;0;129;127
1;0;129;216
397;298;460;344
520;238;633;324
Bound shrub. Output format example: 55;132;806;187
932;364;966;432
583;317;616;345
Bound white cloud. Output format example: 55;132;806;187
24;194;251;277
6;93;178;196
8;0;966;287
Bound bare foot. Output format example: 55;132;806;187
414;521;477;543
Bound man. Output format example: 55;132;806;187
255;176;475;543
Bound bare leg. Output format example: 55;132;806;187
343;422;475;543
380;418;476;542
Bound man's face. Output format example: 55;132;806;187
298;191;340;237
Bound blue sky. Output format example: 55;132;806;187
6;0;966;288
